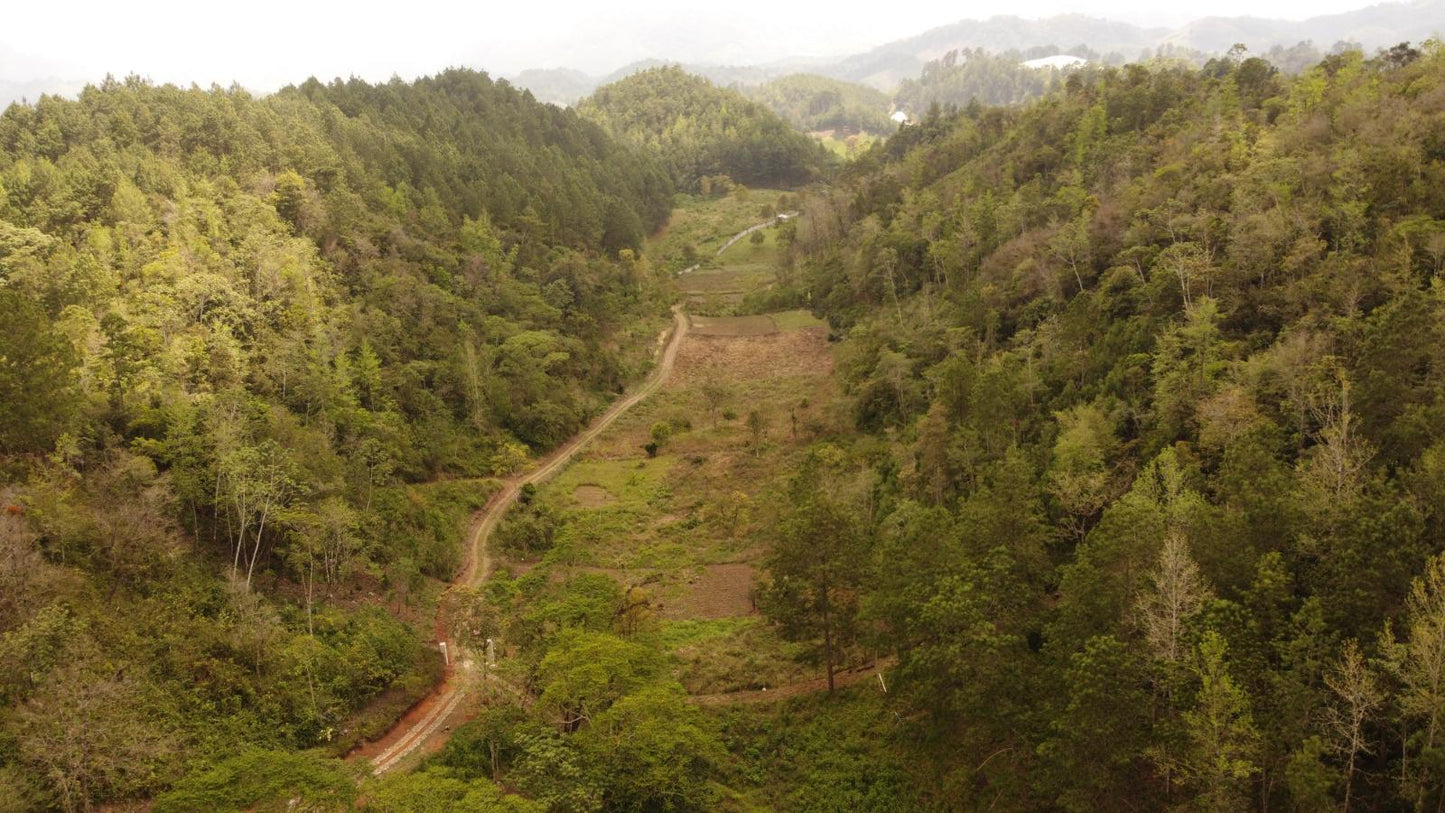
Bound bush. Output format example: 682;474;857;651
152;749;356;813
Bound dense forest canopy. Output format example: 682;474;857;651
893;48;1069;113
740;73;893;135
578;66;832;191
757;40;1445;810
0;67;676;809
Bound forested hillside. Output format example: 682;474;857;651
0;68;674;809
893;48;1068;113
742;74;893;135
759;42;1445;809
579;67;831;191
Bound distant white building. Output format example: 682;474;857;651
1022;55;1088;70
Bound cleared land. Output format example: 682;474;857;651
646;189;790;273
495;213;851;700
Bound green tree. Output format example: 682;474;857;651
0;291;75;453
579;686;722;812
759;489;867;691
1179;632;1259;811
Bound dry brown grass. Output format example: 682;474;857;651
687;314;778;337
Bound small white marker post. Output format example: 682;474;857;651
439;641;450;666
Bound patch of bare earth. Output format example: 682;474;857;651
671;326;832;384
571;484;616;508
687;314;777;337
667;563;758;619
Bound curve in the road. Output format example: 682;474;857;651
362;306;688;775
358;215;805;776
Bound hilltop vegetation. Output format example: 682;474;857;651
893;48;1069;113
0;68;674;809
742;74;893;135
761;42;1445;809
579;66;831;191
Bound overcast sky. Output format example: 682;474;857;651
0;0;1396;89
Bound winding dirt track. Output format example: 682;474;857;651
354;216;862;777
357;305;688;775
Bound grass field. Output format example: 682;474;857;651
677;226;791;315
646;189;791;273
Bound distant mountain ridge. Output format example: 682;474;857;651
510;0;1445;101
6;1;1444;110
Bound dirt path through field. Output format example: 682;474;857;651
353;305;687;775
353;216;832;777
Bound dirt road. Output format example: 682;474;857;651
357;305;689;775
678;211;797;275
356;215;822;776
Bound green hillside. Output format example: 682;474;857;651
743;73;893;134
0;68;674;809
579;66;832;191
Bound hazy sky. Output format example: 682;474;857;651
0;0;1395;88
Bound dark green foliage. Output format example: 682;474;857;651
717;693;919;812
770;43;1445;811
0;290;75;453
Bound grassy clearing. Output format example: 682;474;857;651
651;616;757;649
678;223;793;316
646;189;789;273
506;320;840;686
493;192;845;708
677;266;771;295
664;616;816;694
716;223;782;263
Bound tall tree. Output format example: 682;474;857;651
760;484;868;692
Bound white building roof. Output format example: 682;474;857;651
1022;55;1088;70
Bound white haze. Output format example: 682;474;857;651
0;0;1408;93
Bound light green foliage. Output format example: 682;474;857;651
1179;632;1260;810
152;749;356;812
365;766;544;813
578;686;722;812
536;629;662;728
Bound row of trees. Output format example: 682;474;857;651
759;41;1445;810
